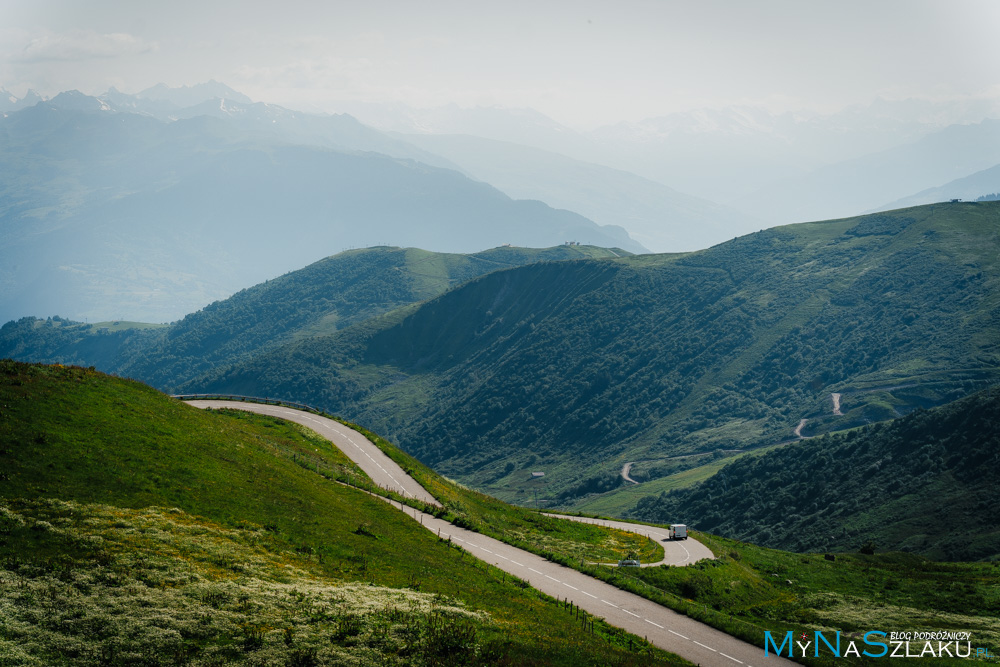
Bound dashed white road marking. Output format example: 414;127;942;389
563;583;578;590
510;560;524;567
602;600;619;608
545;575;560;582
720;653;744;664
645;619;664;629
582;591;598;598
694;641;717;652
623;609;640;618
670;630;689;640
528;568;543;575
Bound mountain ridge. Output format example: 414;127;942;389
0;245;630;390
394;132;762;252
180;203;999;504
0;94;641;322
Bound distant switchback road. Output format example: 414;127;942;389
185;399;796;667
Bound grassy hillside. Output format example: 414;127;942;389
629;388;1000;561
573;459;737;517
613;531;1000;664
0;244;627;392
4;363;998;664
0;361;681;666
193;203;1000;507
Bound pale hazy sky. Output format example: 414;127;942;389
2;0;998;128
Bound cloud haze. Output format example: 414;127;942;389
13;29;157;63
1;0;999;127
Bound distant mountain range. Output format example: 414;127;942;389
0;88;639;323
393;132;762;252
875;162;1000;211
738;119;1000;223
338;95;1000;221
4;81;999;323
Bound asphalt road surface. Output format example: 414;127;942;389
542;513;715;567
188;400;438;505
186;400;797;667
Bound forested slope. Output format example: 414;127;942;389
0;244;625;391
629;388;1000;561
194;203;1000;503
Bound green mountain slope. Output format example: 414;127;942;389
5;362;999;663
628;388;1000;561
194;203;1000;506
0;361;680;666
0;244;627;391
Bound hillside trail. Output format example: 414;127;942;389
794;418;808;438
831;392;842;415
619;450;746;485
186;400;794;667
620;461;640;484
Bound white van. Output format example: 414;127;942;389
670;524;688;540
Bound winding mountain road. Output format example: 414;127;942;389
543;514;714;567
186;400;795;667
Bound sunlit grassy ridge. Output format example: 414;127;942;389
0;244;628;392
0;361;684;666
